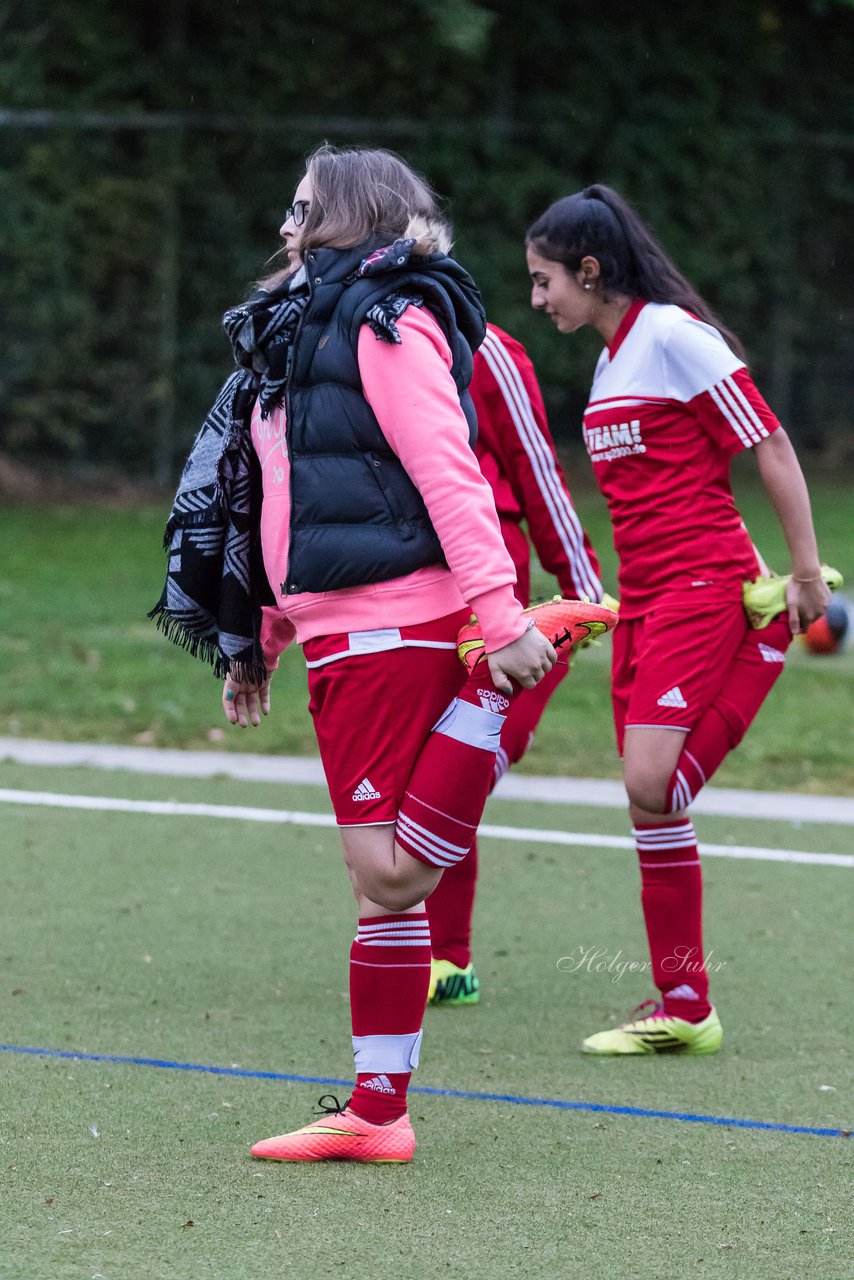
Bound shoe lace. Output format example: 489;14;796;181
626;998;664;1025
312;1094;347;1116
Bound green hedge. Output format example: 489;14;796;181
2;0;853;476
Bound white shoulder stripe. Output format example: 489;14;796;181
723;375;769;437
708;382;751;448
711;376;769;447
479;332;602;601
716;379;762;444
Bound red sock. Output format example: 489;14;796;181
396;665;508;869
666;616;792;812
633;820;711;1022
424;838;478;969
425;661;569;966
349;912;431;1124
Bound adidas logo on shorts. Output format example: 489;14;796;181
352;777;381;802
758;643;786;663
361;1074;396;1094
657;686;688;709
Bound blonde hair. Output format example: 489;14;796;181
260;144;451;288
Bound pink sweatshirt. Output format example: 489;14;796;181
254;306;527;667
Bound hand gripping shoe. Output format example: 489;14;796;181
458;596;619;673
743;565;842;630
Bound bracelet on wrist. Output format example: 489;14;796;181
792;572;823;584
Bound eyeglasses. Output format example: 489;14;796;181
283;200;310;228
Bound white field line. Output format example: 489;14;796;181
2;788;852;869
1;737;853;825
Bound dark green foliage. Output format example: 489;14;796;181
1;0;853;476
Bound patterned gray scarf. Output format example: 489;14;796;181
148;269;310;684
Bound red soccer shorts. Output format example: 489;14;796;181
304;611;470;826
611;586;748;756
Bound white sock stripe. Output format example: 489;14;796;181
397;812;469;857
639;858;701;868
669;781;683;813
677;775;691;811
674;769;694;810
355;929;432;943
356;927;432;941
396;823;463;867
635;831;696;842
635;836;698;849
480;332;603;601
632;822;696;838
357;938;434;947
352;1030;423;1074
493;745;512;786
350;959;433;969
431;697;504;750
356;918;429;932
684;750;707;786
635;824;696;834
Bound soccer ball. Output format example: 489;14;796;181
801;595;853;655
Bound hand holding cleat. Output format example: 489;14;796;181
458;596;619;677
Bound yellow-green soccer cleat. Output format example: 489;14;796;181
428;959;480;1006
581;1000;723;1055
743;565;843;630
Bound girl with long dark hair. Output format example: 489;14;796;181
525;184;836;1055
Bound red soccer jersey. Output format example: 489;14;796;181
582;301;780;617
473;324;603;603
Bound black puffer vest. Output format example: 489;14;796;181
281;238;486;595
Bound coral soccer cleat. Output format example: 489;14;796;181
458;596;619;673
250;1097;416;1164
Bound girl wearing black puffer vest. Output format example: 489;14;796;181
155;144;561;1163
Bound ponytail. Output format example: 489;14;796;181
527;185;745;360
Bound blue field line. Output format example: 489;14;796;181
1;1042;850;1139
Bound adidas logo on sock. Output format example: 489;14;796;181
657;686;687;709
758;643;786;663
477;688;510;713
352;777;381;802
667;983;699;1000
361;1074;396;1094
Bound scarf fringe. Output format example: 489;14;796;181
162;498;227;550
147;603;268;686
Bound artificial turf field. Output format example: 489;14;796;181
1;759;852;1280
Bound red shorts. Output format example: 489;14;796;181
305;611;470;825
611;588;748;755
